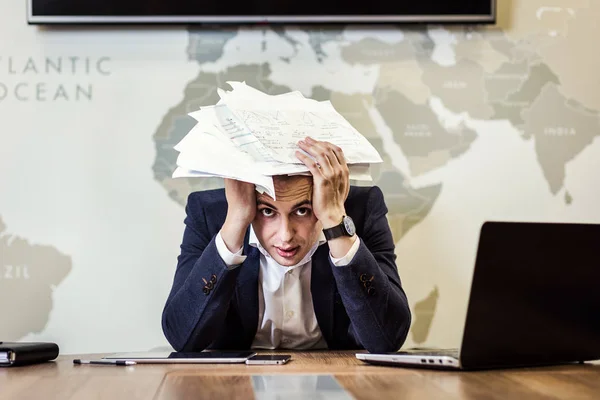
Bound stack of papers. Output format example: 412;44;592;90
173;81;382;199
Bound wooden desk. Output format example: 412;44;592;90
1;351;599;399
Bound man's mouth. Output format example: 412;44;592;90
275;246;299;258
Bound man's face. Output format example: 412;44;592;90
252;176;321;266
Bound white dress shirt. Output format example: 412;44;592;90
215;226;361;350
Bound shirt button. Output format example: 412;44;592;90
286;310;294;319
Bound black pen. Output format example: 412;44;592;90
73;359;136;366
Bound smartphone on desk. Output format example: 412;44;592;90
246;355;291;365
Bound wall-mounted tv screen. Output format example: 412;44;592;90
28;0;496;25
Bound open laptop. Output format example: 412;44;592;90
357;221;600;370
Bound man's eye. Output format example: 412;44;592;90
260;208;274;217
295;208;310;216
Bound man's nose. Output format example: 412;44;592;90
278;217;295;243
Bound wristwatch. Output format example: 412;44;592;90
323;215;356;241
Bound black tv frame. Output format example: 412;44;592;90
27;0;496;25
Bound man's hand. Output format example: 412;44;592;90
221;178;256;253
296;137;350;229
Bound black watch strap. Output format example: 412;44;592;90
323;224;346;241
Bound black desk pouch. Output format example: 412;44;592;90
0;342;59;367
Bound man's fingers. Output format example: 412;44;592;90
298;140;334;175
330;144;346;168
316;152;334;175
304;137;346;168
300;138;345;175
295;150;323;177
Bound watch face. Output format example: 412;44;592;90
343;216;356;236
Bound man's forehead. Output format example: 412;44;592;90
258;175;313;203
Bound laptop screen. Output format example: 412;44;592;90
460;221;600;369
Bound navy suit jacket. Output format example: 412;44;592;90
162;185;411;353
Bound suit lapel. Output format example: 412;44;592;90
236;236;260;347
311;244;335;346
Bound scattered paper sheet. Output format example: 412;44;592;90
173;81;382;199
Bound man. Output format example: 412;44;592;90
162;137;411;353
